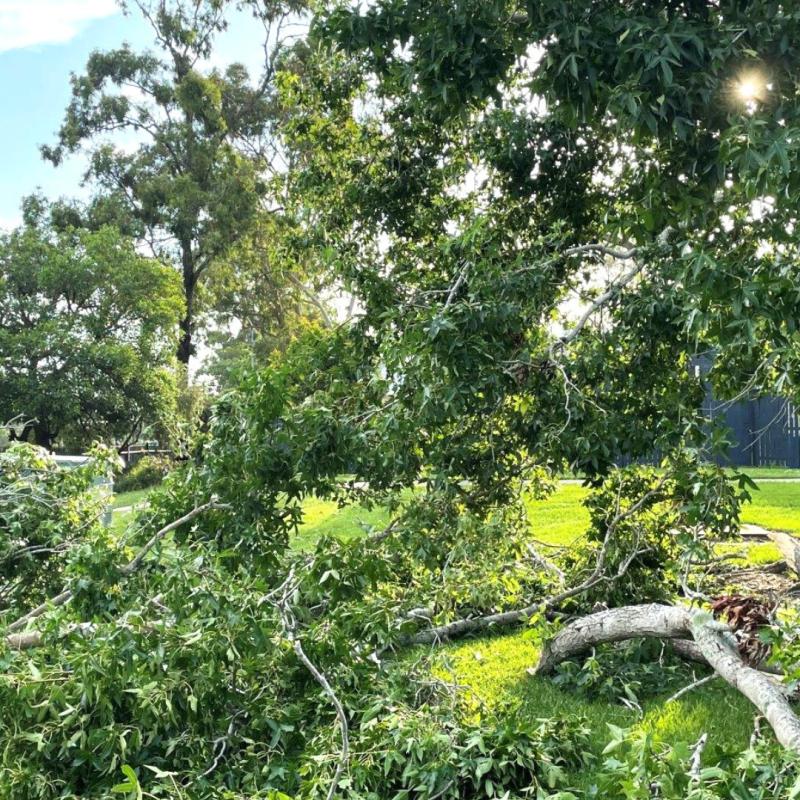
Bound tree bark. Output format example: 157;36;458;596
177;238;196;365
765;529;800;576
535;604;694;675
534;604;800;753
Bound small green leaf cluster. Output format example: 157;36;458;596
552;639;688;706
595;727;800;799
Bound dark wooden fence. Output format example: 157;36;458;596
704;395;800;468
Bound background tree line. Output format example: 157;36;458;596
0;0;333;454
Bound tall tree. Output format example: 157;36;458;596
0;197;184;450
43;0;307;364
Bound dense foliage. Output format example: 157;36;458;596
0;443;119;623
0;199;183;450
115;456;174;494
3;0;800;797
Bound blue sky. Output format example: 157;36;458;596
0;1;271;229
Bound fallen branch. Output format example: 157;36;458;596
534;604;800;753
401;479;665;646
666;674;718;704
266;565;350;800
4;499;228;650
689;733;707;782
766;529;800;576
671;637;783;676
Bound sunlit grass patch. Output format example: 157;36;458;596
431;628;754;787
742;482;800;536
292;495;392;550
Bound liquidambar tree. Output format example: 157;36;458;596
5;1;800;798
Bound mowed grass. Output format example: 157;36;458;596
112;488;152;509
292;495;392;550
294;478;800;781
434;629;754;789
741;481;800;535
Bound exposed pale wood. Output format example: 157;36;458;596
535;604;800;753
765;529;800;576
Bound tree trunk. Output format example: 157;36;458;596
33;424;53;451
535;604;800;753
177;239;196;365
535;604;694;675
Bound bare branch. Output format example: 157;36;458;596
400;476;667;646
288;274;334;328
551;261;644;357
265;566;349;800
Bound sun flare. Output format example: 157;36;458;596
738;79;759;101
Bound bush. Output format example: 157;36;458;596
115;455;172;493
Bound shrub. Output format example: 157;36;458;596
115;455;173;493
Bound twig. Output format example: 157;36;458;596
120;498;229;576
444;263;469;310
751;715;763;748
400;475;667;646
666;673;718;704
689;733;708;782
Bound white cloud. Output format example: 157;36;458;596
0;0;118;53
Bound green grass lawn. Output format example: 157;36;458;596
294;479;800;562
292;495;392;550
293;478;800;783
741;481;800;535
732;466;800;480
434;629;754;790
112;487;153;509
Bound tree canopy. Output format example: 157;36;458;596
0;198;184;450
43;0;311;365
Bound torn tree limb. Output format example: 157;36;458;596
689;615;800;751
3;499;228;650
401;478;666;646
6;622;96;652
399;604;557;646
534;604;800;754
765;529;800;576
671;637;784;677
535;604;694;675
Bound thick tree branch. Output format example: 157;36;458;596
534;604;800;753
551;261;644;357
288;274;334;328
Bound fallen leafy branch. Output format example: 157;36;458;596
534;604;800;753
4;499;229;650
400;479;665;646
